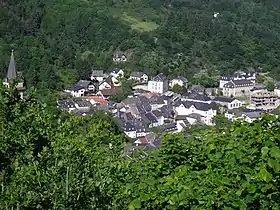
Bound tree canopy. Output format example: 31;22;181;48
2;0;280;90
1;84;280;209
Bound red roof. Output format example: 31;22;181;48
86;96;108;105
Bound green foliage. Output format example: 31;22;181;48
3;0;280;90
1;84;280;209
265;81;275;92
170;84;186;94
110;79;134;102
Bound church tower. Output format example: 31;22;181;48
3;50;25;99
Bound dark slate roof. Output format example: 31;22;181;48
145;112;158;123
75;80;93;89
175;115;188;120
159;123;177;132
5;51;17;82
213;96;235;103
177;101;214;111
130;71;146;77
275;82;280;89
151;73;167;82
71;85;85;91
57;99;75;108
91;70;104;77
177;76;188;83
191;85;205;93
186;113;203;120
182;91;211;101
252;83;265;91
224;79;253;88
74;100;91;108
152;110;163;118
122;122;136;132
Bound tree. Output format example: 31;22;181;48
170;84;186;94
265;81;275;92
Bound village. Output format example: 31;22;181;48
55;54;280;151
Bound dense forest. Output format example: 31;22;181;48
1;81;280;209
2;0;280;90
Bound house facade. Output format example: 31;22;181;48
222;80;254;97
219;72;256;88
129;72;148;83
148;73;168;94
90;70;104;82
169;76;188;88
213;97;242;109
250;90;279;110
174;101;217;125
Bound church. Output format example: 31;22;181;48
3;51;25;99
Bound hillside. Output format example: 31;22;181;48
1;0;280;89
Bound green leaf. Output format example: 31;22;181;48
129;199;141;210
270;147;280;160
268;158;280;172
256;168;272;182
261;146;269;158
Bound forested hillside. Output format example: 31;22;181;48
1;82;280;209
1;0;280;89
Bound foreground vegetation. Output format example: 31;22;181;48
2;0;280;90
1;84;280;209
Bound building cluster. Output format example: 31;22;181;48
4;51;280;152
56;68;280;152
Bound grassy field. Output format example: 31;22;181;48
110;9;159;32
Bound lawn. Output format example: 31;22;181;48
112;11;159;32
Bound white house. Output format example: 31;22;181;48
222;80;254;97
274;82;280;97
110;69;124;79
90;70;104;82
169;76;188;88
65;85;86;97
148;73;168;94
174;101;217;125
225;109;264;123
75;80;95;92
98;75;120;90
129;71;149;83
219;72;256;88
113;52;127;62
123;122;137;139
213;96;242;109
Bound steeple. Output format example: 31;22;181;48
6;50;17;82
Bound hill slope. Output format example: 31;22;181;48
1;0;280;89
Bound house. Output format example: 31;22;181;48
219;72;256;88
86;96;108;105
90;69;104;82
75;80;95;92
74;100;92;111
186;113;206;125
174;101;217;125
110;69;124;79
57;99;76;112
190;85;205;94
145;112;159;128
213;96;243;109
274;82;280;97
3;51;25;99
122;121;137;139
98;75;120;90
66;85;86;97
148;73;168;94
250;90;279;110
222;80;254;97
133;133;156;147
225;109;264;123
129;72;148;83
113;51;128;62
169;76;188;88
251;83;265;94
151;110;164;126
97;88;121;99
158;123;178;133
181;91;211;103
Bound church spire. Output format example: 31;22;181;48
6;50;17;82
